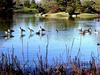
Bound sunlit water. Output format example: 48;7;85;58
0;14;100;65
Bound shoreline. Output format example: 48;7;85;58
35;12;99;20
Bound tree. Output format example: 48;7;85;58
40;1;59;13
82;1;96;13
0;0;15;17
30;0;38;8
66;0;82;18
56;0;67;11
24;0;31;8
66;0;76;18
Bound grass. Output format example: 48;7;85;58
0;40;100;75
14;7;38;14
35;12;69;19
14;7;99;19
0;51;100;75
35;12;98;20
78;13;98;19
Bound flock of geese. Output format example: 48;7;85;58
78;27;99;35
78;27;100;46
1;26;46;38
0;26;100;45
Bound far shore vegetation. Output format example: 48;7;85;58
0;0;100;19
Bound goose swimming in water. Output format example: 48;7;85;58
79;30;86;35
4;29;14;35
87;28;92;33
28;27;34;33
56;29;58;33
36;30;46;36
36;30;41;35
97;43;100;46
94;29;99;35
40;26;46;31
8;29;14;33
1;31;14;39
20;27;25;32
20;27;25;35
81;28;92;35
78;28;85;35
79;28;83;32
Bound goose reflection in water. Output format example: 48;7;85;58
0;29;14;39
20;34;25;38
36;30;46;37
29;34;34;39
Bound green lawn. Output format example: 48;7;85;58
78;13;98;19
14;7;38;14
35;12;98;19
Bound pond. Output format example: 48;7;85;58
0;14;100;65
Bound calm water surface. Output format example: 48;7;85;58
0;14;100;65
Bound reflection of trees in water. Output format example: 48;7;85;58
13;14;36;26
0;17;13;31
24;17;31;26
64;19;76;28
42;18;77;31
13;15;77;30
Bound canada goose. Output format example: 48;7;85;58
87;28;92;33
20;27;25;35
4;31;8;35
79;30;85;35
28;27;34;33
94;29;99;35
77;27;83;32
36;30;41;35
20;27;25;32
56;29;58;33
40;26;46;31
84;30;91;35
8;29;14;33
78;28;84;35
2;31;14;39
4;31;10;36
82;28;92;35
97;43;100;46
79;28;83;32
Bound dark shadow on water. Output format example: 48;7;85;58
0;14;13;31
68;17;75;21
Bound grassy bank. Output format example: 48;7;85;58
35;12;98;19
95;5;100;11
14;7;38;14
78;13;98;19
35;12;69;19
